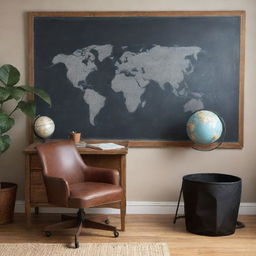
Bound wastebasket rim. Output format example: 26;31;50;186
183;173;241;184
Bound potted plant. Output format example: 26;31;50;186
0;64;51;224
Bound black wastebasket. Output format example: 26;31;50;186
182;173;242;236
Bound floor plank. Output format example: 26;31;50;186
0;214;255;255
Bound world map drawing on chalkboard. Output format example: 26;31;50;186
33;14;242;144
52;44;203;126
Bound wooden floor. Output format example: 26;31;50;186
0;213;255;255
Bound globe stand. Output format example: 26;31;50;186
192;141;223;151
191;114;226;151
34;136;47;143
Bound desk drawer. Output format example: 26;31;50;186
30;171;48;203
30;154;42;169
30;185;48;203
31;171;44;185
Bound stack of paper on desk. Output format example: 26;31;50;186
76;142;125;150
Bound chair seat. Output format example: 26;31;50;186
68;182;123;208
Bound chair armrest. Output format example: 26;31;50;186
44;176;70;207
83;166;120;186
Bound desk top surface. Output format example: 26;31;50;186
24;141;128;155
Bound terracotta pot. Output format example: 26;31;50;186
0;182;17;224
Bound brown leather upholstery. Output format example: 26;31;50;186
69;182;122;208
36;140;123;208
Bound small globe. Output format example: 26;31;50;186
34;116;55;139
186;110;223;145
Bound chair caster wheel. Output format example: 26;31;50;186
44;231;52;237
105;218;110;224
114;230;119;238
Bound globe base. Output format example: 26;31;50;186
192;141;223;151
34;136;47;143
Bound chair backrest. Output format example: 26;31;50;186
36;140;85;184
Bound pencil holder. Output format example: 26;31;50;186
70;132;81;143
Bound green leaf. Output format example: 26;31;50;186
6;87;25;101
17;100;35;118
0;64;20;86
0;135;11;153
0;113;14;133
20;86;51;106
0;87;10;103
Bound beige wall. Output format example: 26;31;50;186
0;0;256;202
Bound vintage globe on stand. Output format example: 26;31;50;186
186;110;224;150
34;116;55;141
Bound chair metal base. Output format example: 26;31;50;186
44;208;119;248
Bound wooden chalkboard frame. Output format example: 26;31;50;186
28;11;245;148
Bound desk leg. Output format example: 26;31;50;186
120;155;126;231
35;207;39;215
25;155;31;228
25;201;31;228
120;199;126;231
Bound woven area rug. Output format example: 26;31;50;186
0;243;169;256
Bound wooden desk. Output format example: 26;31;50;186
24;142;128;231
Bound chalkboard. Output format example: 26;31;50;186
28;11;245;148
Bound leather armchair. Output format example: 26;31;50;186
36;140;123;248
